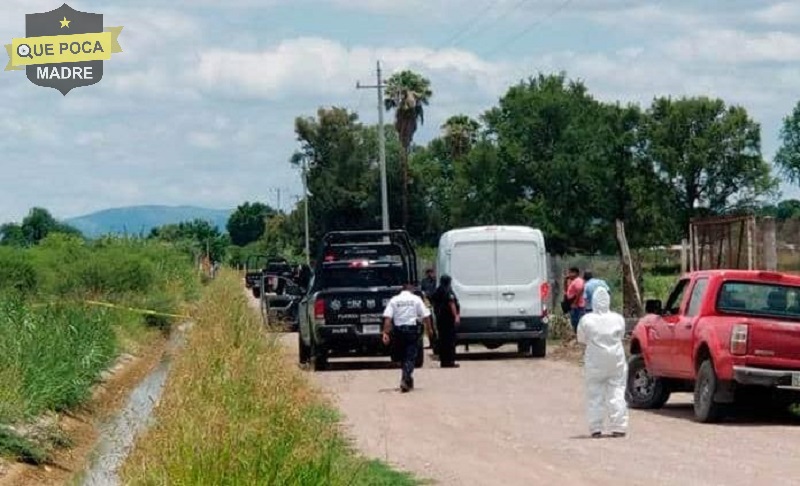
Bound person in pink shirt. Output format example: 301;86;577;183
565;267;586;332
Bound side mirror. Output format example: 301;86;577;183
645;299;662;315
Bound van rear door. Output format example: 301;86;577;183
495;238;544;330
449;231;497;331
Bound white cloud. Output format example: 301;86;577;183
754;1;800;25
665;29;800;64
195;37;513;101
590;4;705;29
187;131;221;149
75;131;106;147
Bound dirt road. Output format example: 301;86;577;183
280;334;800;485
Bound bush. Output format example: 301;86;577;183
548;314;573;341
0;248;37;295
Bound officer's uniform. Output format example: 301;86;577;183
383;290;430;390
431;285;460;367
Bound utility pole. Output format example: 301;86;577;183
356;60;389;231
302;156;311;266
266;187;285;213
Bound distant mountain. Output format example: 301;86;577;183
65;205;233;238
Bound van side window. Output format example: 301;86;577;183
664;279;690;316
685;278;708;317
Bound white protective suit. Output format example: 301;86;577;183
576;287;628;435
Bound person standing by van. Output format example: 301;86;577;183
583;270;610;313
382;282;432;392
565;267;586;332
431;274;460;368
421;268;437;296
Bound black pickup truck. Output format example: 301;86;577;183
297;230;424;371
244;255;267;293
246;256;293;299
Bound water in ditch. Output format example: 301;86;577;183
79;325;188;486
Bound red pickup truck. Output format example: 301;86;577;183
627;270;800;422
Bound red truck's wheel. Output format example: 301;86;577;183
626;355;670;409
694;360;724;423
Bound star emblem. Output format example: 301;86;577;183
60;17;71;28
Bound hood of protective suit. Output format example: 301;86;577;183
592;287;610;314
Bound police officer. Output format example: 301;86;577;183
420;268;436;296
382;282;432;392
431;274;460;368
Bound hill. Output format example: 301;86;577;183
65;205;233;238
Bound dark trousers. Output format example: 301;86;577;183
570;307;586;332
437;319;457;366
395;326;420;385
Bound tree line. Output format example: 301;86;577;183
259;71;800;258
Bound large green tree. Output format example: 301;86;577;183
642;96;777;234
291;107;375;246
0;223;27;246
384;70;433;229
149;219;229;261
775;101;800;184
0;207;82;246
226;202;274;246
477;73;606;253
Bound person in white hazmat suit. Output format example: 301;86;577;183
576;286;628;438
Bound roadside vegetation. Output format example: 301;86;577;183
0;230;198;465
122;270;417;486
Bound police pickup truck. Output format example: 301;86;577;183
297;230;424;371
244;255;267;296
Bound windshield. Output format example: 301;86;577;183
319;266;405;288
717;281;800;320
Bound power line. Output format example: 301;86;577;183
418;0;532;66
482;0;575;58
431;0;505;51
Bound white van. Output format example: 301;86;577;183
436;225;550;357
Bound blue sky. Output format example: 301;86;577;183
2;0;800;223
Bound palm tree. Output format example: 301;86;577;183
384;70;433;229
441;115;480;160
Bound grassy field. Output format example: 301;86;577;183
122;270;418;486
0;234;198;465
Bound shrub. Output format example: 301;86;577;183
0;248;37;295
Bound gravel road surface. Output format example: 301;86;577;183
279;333;800;486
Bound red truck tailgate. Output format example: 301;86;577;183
746;319;800;367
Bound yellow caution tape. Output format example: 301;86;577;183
83;300;191;319
29;300;189;319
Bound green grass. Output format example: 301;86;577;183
0;426;47;465
0;300;117;422
122;270;419;486
0;234;199;464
